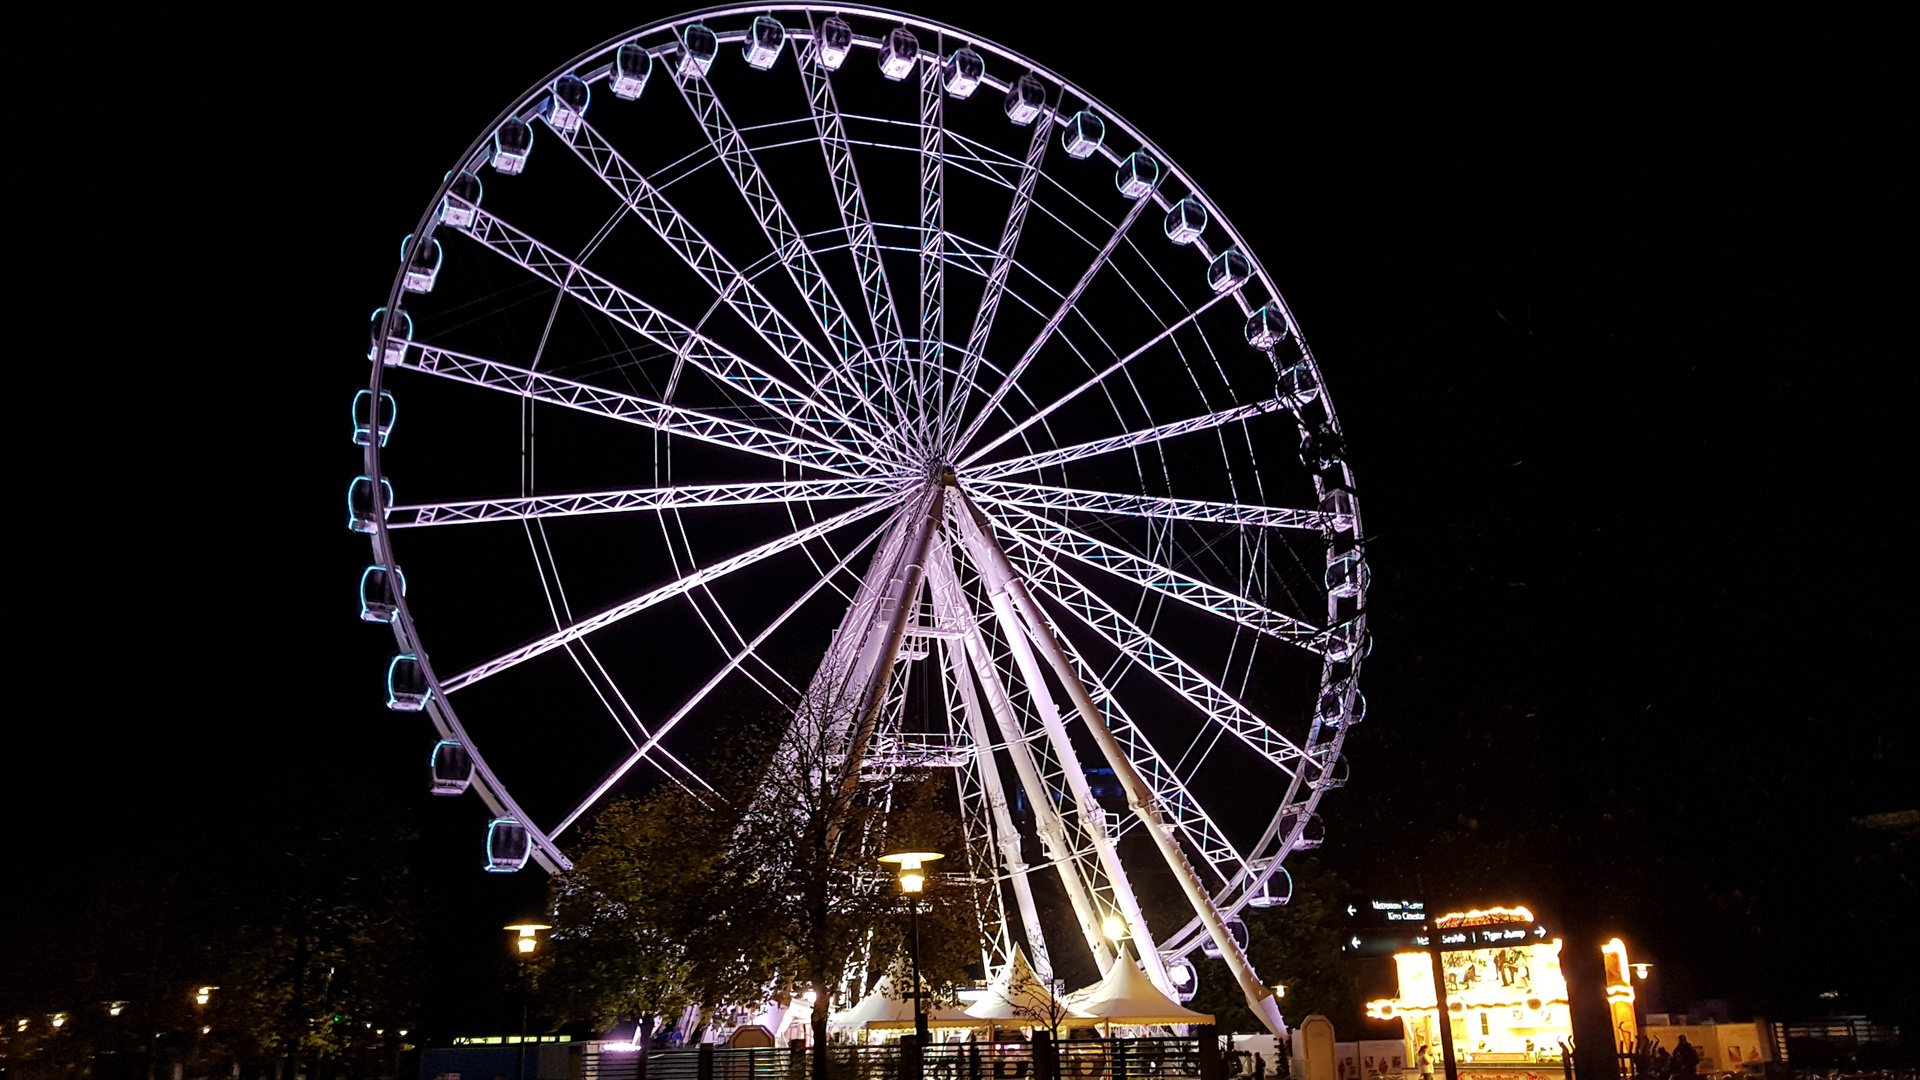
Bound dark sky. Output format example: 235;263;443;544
7;2;1909;1037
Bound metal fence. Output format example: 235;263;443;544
580;1038;1212;1080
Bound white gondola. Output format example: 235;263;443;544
400;233;442;294
1061;110;1104;159
1277;361;1320;407
1320;487;1357;523
1314;755;1351;791
677;24;717;79
430;740;473;795
878;28;918;80
1207;249;1250;293
744;15;785;70
366;307;412;366
1283;810;1325;850
352;389;396;448
1246;864;1294;908
1115;151;1158;199
813;16;853;70
1201;916;1249;959
1244;302;1287;348
438;171;483;230
491;118;532;175
386;653;430;711
943;47;983;98
1326;550;1368;598
486;818;532;872
1004;73;1045;125
1164;197;1207;245
1324;618;1365;662
359;564;406;623
547;75;590;135
611;43;653;99
1165;958;1199;1003
1317;686;1366;728
347;476;392;534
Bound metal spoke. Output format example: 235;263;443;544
916;47;946;453
798;23;911;412
463;208;886;460
950;161;1149;458
978;496;1323;645
965;395;1289;480
553;117;897;457
549;511;901;839
958;288;1241;469
992;524;1307;777
945;94;1055;451
968;480;1345;531
442;494;907;693
1033;606;1251;885
673;64;905;444
388;478;904;528
401;344;882;476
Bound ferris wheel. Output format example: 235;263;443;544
352;4;1366;1033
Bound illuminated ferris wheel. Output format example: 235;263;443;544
351;4;1367;1032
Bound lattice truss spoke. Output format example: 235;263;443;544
354;6;1364;1036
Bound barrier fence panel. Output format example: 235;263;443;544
581;1049;645;1080
580;1038;1210;1080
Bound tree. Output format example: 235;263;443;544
727;686;979;1057
213;792;427;1076
535;778;775;1036
540;693;983;1059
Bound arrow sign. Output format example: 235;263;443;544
1344;898;1427;925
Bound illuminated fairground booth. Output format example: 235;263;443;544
1364;907;1638;1075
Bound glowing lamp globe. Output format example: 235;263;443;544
879;850;943;893
505;920;552;954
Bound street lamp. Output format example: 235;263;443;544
191;987;216;1071
505;921;551;956
879;850;944;1044
505;921;551;1080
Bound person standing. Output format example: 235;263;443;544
1418;1044;1433;1080
1671;1037;1699;1080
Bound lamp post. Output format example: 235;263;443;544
505;921;551;1080
879;850;943;1045
191;987;215;1077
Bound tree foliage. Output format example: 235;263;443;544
0;786;425;1078
540;698;985;1039
1186;859;1361;1034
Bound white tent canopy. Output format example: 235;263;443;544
830;976;915;1031
867;1005;990;1031
964;946;1082;1022
1072;955;1215;1026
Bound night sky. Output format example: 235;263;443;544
7;2;1909;1041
